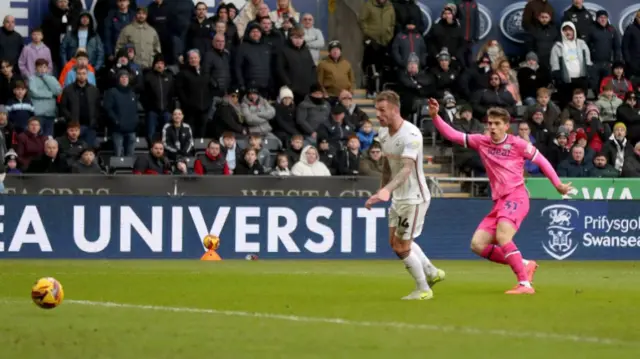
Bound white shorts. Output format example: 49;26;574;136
388;201;429;240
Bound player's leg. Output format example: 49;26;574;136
408;201;445;286
389;203;432;300
471;229;508;264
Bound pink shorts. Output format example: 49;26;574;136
477;188;530;236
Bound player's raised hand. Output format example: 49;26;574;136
555;182;574;195
427;98;439;118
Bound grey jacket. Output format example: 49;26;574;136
550;22;592;84
241;96;276;135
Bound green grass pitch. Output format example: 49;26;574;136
1;260;639;359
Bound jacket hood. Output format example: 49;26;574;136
299;145;316;166
74;11;97;37
561;21;577;42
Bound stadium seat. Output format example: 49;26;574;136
516;105;526;118
135;137;149;152
236;137;248;150
267;153;277;169
263;137;282;152
194;138;210;152
182;157;196;170
109;156;136;174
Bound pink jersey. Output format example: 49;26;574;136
465;133;538;200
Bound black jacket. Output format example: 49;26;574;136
525;22;559;69
234;33;273;88
234;159;265;175
59;83;101;127
391;30;427;68
390;0;425;35
430;66;461;98
56;136;89;166
517;66;551;100
143;70;175;113
336;149;361;175
94;0;138;43
27;154;70;174
459;64;491;99
0;28;24;66
208;99;245;139
186;18;216;58
203;48;232;96
622;21;640;72
562;5;592;41
161;122;194;160
621;152;640;177
147;0;173;62
547;141;571;169
0;73;22;105
273;102;299;138
557;158;593;177
471;85;516;119
277;39;317;96
456;0;481;42
425;21;464;62
452;117;484;164
176;66;214;112
316;119;355;152
103;84;139;133
41;1;82;68
616;103;640;145
588;22;622;63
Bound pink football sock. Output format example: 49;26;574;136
480;244;508;264
501;242;528;282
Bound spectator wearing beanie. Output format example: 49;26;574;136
588;10;622;94
104;69;140;157
547;127;571;169
430;48;461;99
425;5;464;69
574;128;595;163
143;53;175;140
595;83;623;124
583;103;610;153
527;106;552;148
602;122;630;173
71;147;103;174
317;40;355;99
621;142;640;177
617;92;640;146
277;27;317;105
208;87;246;140
517;52;551;105
108;48;141;90
297;84;331;145
235;22;273;97
317;103;355;152
339;89;369;130
273;87;299;145
397;55;433;120
4;149;20;174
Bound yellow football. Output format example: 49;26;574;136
203;235;220;250
31;277;64;309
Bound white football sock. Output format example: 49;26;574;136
411;242;438;278
403;251;430;291
519;281;532;288
522;259;530;266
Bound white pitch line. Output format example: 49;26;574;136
38;299;636;346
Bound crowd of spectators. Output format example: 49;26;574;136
0;0;639;181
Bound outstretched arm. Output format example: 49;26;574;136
428;98;467;146
531;149;573;195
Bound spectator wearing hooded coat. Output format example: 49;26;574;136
550;22;592;106
547;127;571;168
240;87;276;138
583;103;610;153
276;27;316;105
599;62;633;100
459;53;492;100
291;145;331;176
527;106;553;149
104;70;139;156
40;0;82;71
621;142;640;177
296;85;331;145
60;12;105;71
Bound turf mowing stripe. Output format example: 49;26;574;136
46;299;638;346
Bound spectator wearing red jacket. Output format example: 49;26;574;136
194;139;230;175
599;62;633;100
583;103;611;153
133;140;171;174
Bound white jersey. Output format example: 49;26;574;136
378;121;431;205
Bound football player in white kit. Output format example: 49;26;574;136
365;91;445;300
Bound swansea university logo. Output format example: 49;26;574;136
619;5;640;35
541;204;580;260
499;2;527;43
478;4;493;41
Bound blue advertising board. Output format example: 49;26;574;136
0;196;638;260
5;0;640;53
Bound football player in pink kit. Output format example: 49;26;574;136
428;100;573;294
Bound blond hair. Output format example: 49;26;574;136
375;90;401;108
